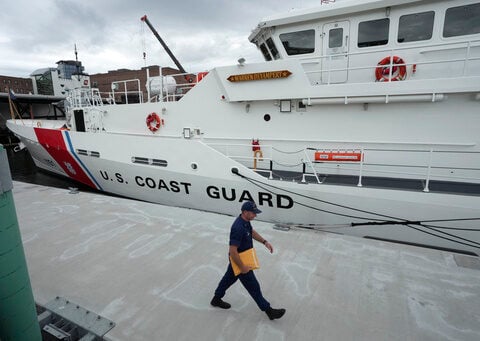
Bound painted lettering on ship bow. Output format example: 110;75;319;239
98;170;293;209
206;185;293;209
100;170;128;184
135;176;192;193
98;171;193;193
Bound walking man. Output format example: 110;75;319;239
211;201;286;320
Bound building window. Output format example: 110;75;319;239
280;29;315;55
398;11;434;43
358;18;389;47
35;72;54;96
444;3;480;37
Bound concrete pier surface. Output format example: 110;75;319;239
12;181;480;341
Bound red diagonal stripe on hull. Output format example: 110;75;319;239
34;128;97;188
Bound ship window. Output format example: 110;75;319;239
280;29;315;55
329;28;343;48
259;43;272;61
266;38;280;60
358;18;389;47
398;11;434;43
443;3;480;37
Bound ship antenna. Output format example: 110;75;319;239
74;43;80;81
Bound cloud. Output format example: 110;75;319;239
0;0;325;77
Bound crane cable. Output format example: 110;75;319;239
232;169;480;249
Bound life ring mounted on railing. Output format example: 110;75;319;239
375;56;407;82
146;112;163;133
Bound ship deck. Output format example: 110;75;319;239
255;168;480;196
12;181;480;341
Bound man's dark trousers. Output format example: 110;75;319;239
214;263;270;311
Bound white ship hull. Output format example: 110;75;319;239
7;0;480;255
7;119;480;256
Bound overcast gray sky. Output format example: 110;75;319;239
0;0;328;78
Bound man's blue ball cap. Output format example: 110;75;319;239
241;201;262;214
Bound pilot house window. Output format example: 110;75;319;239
280;29;315;55
358;18;389;47
266;38;280;60
443;3;480;37
259;43;272;61
398;11;434;43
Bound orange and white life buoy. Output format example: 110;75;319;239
146;112;162;132
375;56;407;82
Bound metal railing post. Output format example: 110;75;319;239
357;148;364;187
424;148;433;192
304;149;321;184
388;53;394;82
327;55;332;84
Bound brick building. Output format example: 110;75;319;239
0;75;34;94
1;64;181;101
90;65;182;104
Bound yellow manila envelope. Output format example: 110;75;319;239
230;248;260;276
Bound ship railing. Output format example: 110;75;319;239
300;38;480;85
111;79;144;104
306;147;480;191
208;142;480;191
148;70;209;102
207;143;275;179
65;88;105;110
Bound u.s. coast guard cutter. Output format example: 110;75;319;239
7;0;480;255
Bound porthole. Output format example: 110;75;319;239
191;162;198;170
264;114;271;122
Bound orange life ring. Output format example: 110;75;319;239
146;112;162;132
375;56;407;82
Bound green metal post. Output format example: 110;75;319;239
0;146;42;340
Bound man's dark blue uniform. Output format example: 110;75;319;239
211;201;286;320
213;215;270;311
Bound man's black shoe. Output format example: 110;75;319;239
210;296;231;309
266;307;286;320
